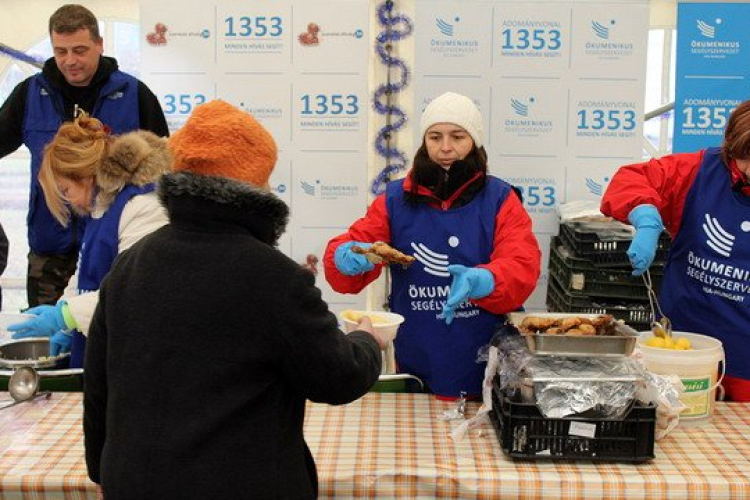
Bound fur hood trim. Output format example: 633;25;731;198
158;171;289;245
96;130;172;210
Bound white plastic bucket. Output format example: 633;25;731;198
638;331;725;427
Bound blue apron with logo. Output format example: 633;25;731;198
659;147;750;379
386;176;510;396
69;184;155;368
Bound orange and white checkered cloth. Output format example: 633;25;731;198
2;392;750;499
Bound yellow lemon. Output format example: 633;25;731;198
675;337;692;350
644;337;666;348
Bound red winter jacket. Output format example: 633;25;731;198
324;171;540;315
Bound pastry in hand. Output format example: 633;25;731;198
351;242;416;267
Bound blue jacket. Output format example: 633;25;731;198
22;71;139;254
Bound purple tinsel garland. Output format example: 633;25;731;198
371;1;413;195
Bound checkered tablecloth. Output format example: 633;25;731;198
1;392;749;499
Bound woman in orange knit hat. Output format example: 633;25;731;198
83;100;388;499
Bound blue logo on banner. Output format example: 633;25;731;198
301;181;317;196
436;18;455;37
585;177;609;197
511;97;534;117
591;21;612;40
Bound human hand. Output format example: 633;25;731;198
50;330;73;356
334;241;376;276
442;265;494;325
8;303;67;339
627;205;664;276
356;316;390;350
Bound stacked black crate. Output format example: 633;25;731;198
546;221;671;331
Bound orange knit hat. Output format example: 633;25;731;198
169;99;277;187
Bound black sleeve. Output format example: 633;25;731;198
137;81;169;137
0;79;29;158
83;280;109;485
0;223;8;275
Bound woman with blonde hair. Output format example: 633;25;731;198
8;112;172;367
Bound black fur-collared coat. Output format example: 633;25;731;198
84;171;382;499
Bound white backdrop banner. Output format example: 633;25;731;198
413;0;649;309
140;0;648;313
140;0;371;313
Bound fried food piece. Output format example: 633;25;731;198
589;314;614;328
544;327;564;334
520;316;558;332
557;317;582;331
565;324;596;336
351;242;416;267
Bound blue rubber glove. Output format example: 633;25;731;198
50;330;73;356
8;302;70;339
627;205;664;276
442;265;495;325
334;241;376;276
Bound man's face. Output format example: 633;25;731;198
51;28;103;87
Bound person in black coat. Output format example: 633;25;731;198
83;100;388;499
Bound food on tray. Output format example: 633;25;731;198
518;314;616;336
351;242;416;267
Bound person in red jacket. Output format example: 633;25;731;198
601;100;750;402
324;92;541;398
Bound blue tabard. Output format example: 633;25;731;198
386;176;511;396
69;184;155;368
22;71;140;254
659;147;750;380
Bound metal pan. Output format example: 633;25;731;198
509;312;639;357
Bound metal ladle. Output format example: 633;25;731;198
643;269;672;339
0;366;51;410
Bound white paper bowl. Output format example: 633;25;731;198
339;310;405;342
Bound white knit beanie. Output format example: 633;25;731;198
419;92;484;147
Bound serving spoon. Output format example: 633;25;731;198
0;366;51;410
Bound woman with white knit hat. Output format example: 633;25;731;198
324;91;541;399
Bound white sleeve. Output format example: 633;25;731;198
66;192;169;336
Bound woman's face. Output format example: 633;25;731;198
424;123;475;170
57;176;95;215
736;158;750;179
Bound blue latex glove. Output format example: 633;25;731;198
627;205;664;276
442;265;495;325
334;241;376;276
50;330;73;356
8;303;68;339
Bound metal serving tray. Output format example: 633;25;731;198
508;312;639;357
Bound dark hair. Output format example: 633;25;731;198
722;100;750;165
49;4;101;42
407;143;488;200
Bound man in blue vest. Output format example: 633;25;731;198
0;4;168;307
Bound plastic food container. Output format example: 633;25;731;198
339;310;405;343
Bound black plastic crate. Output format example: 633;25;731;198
490;386;656;462
546;274;652;331
549;238;663;300
558;222;671;267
